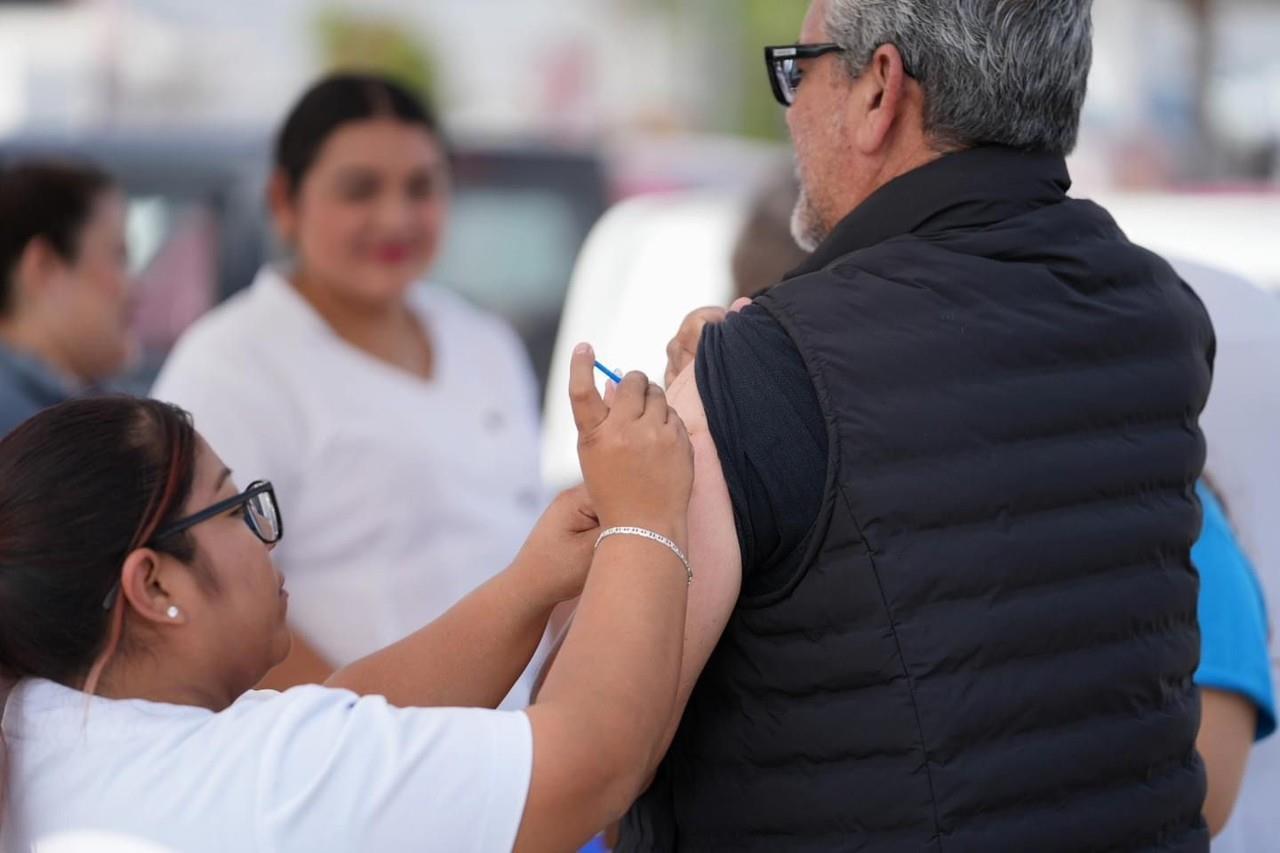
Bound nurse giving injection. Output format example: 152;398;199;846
0;345;693;853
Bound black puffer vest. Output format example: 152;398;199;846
622;147;1213;852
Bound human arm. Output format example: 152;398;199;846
1192;482;1277;836
513;346;695;852
647;299;827;759
1198;688;1258;835
647;363;743;756
242;349;693;853
326;486;599;709
527;355;745;787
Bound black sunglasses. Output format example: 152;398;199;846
764;43;847;108
102;481;283;610
764;42;915;108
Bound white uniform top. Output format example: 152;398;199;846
1174;260;1280;851
0;679;532;853
151;269;547;708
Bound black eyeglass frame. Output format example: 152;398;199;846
764;43;847;108
153;480;282;545
764;42;916;108
101;481;283;610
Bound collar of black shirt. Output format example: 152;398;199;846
786;145;1072;279
0;341;79;405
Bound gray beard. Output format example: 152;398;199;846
790;184;827;253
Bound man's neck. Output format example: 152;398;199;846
835;144;951;230
0;318;82;388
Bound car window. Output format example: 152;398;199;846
434;186;581;321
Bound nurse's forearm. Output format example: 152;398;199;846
516;522;691;853
325;558;557;709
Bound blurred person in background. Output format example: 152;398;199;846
1173;259;1280;849
0;162;134;436
1191;479;1275;837
640;0;1215;849
152;73;548;702
728;165;810;302
0;351;696;852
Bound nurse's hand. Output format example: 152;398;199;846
514;484;600;606
570;343;693;539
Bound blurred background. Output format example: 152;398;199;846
1;0;1277;398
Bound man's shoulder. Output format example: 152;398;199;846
693;302;824;441
0;393;43;437
0;354;67;437
755;252;934;340
698;302;806;385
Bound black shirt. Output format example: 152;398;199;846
695;303;826;596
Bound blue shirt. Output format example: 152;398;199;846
1194;482;1277;740
0;341;74;437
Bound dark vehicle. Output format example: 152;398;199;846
0;131;608;395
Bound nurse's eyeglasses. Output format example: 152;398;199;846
102;481;283;610
154;480;283;546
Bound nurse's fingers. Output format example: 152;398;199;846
611;371;651;421
642;382;669;424
569;344;608;433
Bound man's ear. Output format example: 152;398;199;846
267;171;298;246
11;236;68;307
119;548;188;626
853;43;912;155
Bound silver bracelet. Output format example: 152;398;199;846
594;526;693;585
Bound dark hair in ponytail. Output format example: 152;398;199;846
274;72;444;195
0;161;116;316
0;397;199;686
0;397;199;817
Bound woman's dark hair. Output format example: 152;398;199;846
0;161;116;316
0;397;199;690
0;397;199;820
274;72;445;195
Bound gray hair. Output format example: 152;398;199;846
826;0;1093;155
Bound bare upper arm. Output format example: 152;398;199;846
1198;687;1258;837
662;363;742;734
518;363;743;841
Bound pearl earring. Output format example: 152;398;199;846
166;605;181;620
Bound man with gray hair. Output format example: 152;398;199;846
629;0;1213;849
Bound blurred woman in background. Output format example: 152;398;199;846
0;162;134;435
152;74;548;701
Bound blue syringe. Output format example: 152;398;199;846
593;361;623;384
